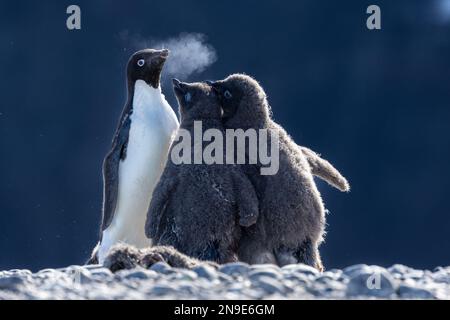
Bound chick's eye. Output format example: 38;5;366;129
184;92;192;103
224;90;232;99
137;59;145;67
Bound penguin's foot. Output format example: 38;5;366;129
276;240;324;272
85;243;100;265
294;240;324;272
274;250;298;267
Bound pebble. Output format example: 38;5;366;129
432;269;450;284
192;265;218;281
2;269;32;277
346;266;397;298
0;275;26;290
282;264;318;276
249;269;282;280
316;274;337;284
253;275;286;295
89;268;113;280
217;272;234;283
343;264;370;277
219;262;250;276
150;262;174;275
119;268;158;281
388;264;413;275
63;266;93;285
283;272;310;285
82;264;104;271
397;284;435;299
149;284;178;296
174;269;198;281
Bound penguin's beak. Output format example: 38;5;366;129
173;78;182;88
172;78;186;94
207;80;220;94
152;49;169;66
158;49;169;59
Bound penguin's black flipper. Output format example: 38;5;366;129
100;114;131;233
101;151;120;232
85;252;99;265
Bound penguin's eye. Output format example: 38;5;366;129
224;90;232;99
184;92;192;103
137;59;145;67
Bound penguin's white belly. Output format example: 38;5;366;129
105;121;164;246
98;80;178;263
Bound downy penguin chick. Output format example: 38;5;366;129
88;49;179;264
104;243;218;272
211;74;349;270
145;80;259;263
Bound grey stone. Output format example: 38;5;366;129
3;269;32;277
327;268;343;276
82;264;105;271
37;268;57;274
389;265;427;281
164;269;197;282
176;269;198;281
315;274;335;284
343;264;370;277
219;262;250;276
397;284;435;299
63;267;93;285
227;281;248;290
346;266;397;298
192;265;218;281
218;272;234;283
283;272;310;285
249;269;282;281
432;270;450;284
120;268;157;280
250;263;279;269
433;266;450;275
149;284;177;296
253;275;286;295
177;281;197;294
89;268;114;280
150;262;174;275
323;270;343;279
388;264;413;275
0;276;26;290
282;264;318;276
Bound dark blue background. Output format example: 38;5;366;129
1;1;449;271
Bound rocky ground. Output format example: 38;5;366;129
0;262;449;299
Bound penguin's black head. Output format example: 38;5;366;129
210;74;271;129
127;49;169;88
172;79;222;123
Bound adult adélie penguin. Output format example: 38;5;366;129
88;49;179;264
